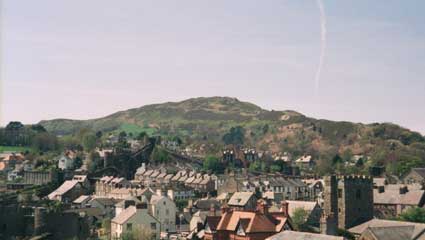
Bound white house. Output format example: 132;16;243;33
150;192;177;233
58;154;74;170
111;204;160;240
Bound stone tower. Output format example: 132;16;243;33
321;175;338;235
321;175;373;230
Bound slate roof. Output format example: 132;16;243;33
285;201;319;217
90;197;120;207
374;189;425;205
412;168;425;178
364;225;417;240
48;180;79;199
228;192;255;207
194;198;221;211
73;195;91;204
112;206;137;224
266;231;344;240
348;219;425;239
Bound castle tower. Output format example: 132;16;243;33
321;175;373;230
321;175;338;235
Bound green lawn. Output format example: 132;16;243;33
118;123;158;136
0;146;32;153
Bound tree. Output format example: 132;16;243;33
398;207;425;223
82;133;97;152
270;164;282;173
121;225;155;240
332;154;343;165
95;131;103;139
171;136;183;145
151;146;169;164
136;132;148;141
4;121;26;146
203;155;222;173
262;124;269;134
249;160;261;172
87;151;102;172
292;208;309;231
101;218;111;234
32;132;59;152
31;124;47;133
74;156;83;169
222;126;245;145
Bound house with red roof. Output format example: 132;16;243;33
204;200;292;240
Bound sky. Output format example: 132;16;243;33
1;0;425;134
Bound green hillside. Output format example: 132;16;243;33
39;96;425;176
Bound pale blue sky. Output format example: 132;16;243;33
2;1;425;133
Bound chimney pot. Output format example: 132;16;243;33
280;201;289;217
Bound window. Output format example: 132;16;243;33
166;209;169;215
151;223;157;230
163;201;166;206
338;189;342;198
127;223;132;231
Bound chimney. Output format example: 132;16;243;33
378;186;385;193
210;203;217;216
221;205;231;214
280;201;289;217
400;186;409;195
156;189;163;196
167;189;174;200
256;200;269;215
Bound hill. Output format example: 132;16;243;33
39;97;425;176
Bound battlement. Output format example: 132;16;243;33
324;175;372;183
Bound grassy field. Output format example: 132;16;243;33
0;146;32;153
118;123;158;136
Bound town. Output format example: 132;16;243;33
2;1;425;239
1;120;425;240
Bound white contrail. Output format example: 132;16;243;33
315;0;326;95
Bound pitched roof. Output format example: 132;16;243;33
228;192;255;207
411;168;425;178
150;194;169;205
90;197;120;206
48;180;79;200
266;231;344;240
285;201;319;217
73;195;91;204
112;206;137;224
364;225;416;240
217;210;286;233
374;189;425;205
194;198;221;211
205;216;221;231
216;193;230;201
348;219;425;238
